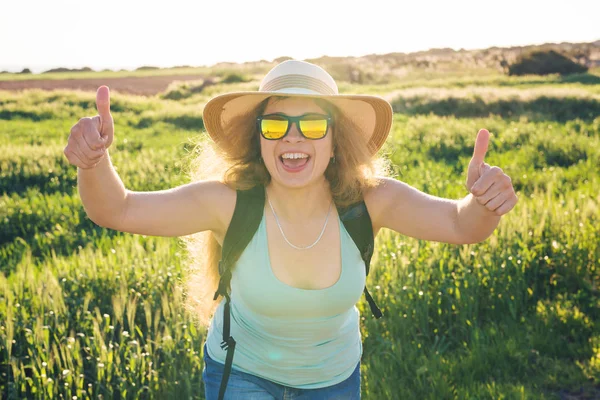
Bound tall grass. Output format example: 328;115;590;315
1;72;599;399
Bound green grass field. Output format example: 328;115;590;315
1;69;599;399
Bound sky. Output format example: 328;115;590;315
1;0;599;73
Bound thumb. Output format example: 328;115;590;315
471;129;489;165
96;85;111;121
466;129;490;191
95;85;114;145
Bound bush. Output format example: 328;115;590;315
221;73;249;84
508;50;587;76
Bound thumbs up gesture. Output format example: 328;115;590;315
466;129;518;216
64;86;114;169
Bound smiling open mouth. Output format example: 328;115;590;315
280;153;311;172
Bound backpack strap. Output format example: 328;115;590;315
338;201;383;319
212;185;265;400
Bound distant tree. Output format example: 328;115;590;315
508;50;587;76
136;66;160;71
19;68;32;74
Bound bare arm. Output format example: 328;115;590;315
365;130;518;244
117;179;235;238
365;177;465;244
77;150;127;227
455;193;501;244
77;149;235;237
65;85;235;239
366;178;501;245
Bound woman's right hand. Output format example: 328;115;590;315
64;85;114;169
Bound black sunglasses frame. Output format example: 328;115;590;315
256;113;333;140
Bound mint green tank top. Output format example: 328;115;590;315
205;211;366;389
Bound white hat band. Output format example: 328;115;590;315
271;87;322;95
260;74;337;95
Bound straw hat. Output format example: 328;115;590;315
203;60;393;156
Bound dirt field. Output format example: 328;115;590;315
0;74;206;96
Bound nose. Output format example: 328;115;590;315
283;121;304;143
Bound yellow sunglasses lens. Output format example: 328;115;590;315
261;118;289;139
299;118;328;139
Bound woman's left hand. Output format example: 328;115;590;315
465;129;518;216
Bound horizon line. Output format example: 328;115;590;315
2;39;599;75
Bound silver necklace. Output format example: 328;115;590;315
267;195;332;250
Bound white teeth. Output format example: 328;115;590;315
281;153;309;159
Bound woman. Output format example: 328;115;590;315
64;60;518;399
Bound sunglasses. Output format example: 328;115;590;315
257;113;332;140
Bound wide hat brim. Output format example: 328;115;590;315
203;91;393;156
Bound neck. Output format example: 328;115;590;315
266;178;333;223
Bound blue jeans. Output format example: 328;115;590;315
202;344;361;399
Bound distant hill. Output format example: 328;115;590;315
2;41;597;90
304;41;600;83
308;41;600;69
43;67;94;73
205;41;600;85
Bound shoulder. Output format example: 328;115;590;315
189;180;237;206
363;177;415;235
363;176;395;205
363;176;463;243
193;180;237;244
363;177;395;236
